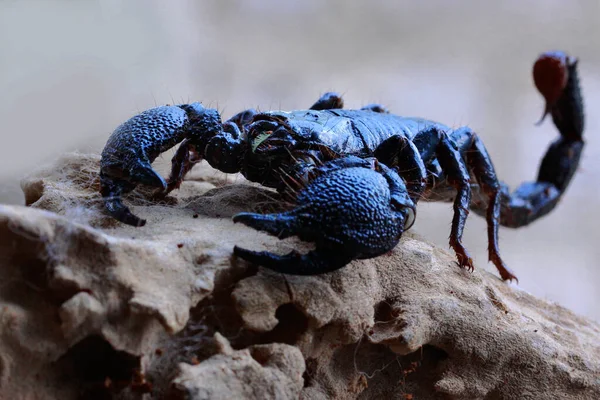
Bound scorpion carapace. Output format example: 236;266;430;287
99;51;584;282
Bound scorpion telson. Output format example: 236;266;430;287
99;51;584;282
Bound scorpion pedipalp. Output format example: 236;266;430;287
99;103;223;226
233;156;413;275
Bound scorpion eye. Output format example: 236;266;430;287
403;207;416;230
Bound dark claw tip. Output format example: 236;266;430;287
501;274;519;284
233;245;258;262
232;212;254;225
233;245;244;254
121;214;146;227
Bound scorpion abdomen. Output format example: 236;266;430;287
299;109;449;154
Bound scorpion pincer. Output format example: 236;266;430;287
99;51;584;282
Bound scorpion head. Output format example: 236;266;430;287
247;117;299;159
241;115;306;185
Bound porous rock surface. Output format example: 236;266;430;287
0;152;598;399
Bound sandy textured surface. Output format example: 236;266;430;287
0;153;598;399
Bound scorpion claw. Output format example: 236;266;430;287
104;196;147;227
99;162;166;226
100;103;221;226
233;246;352;276
130;162;168;190
232;157;412;275
233;212;299;239
100;177;147;227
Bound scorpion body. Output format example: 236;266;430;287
99;51;585;282
249;110;447;155
233;109;446;190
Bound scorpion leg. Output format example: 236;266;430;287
418;126;517;280
162;138;201;195
309;92;344;110
361;104;390;113
435;133;476;271
413;126;476;270
233;156;414;275
374;135;428;203
226;108;258;130
415;52;583;281
449;127;518;281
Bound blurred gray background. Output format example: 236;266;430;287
1;0;598;320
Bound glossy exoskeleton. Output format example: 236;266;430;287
99;51;584;282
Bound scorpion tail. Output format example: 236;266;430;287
469;51;585;231
533;51;584;192
100;176;147;227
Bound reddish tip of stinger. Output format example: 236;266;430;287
533;51;574;125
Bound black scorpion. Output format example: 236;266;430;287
99;51;584;282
